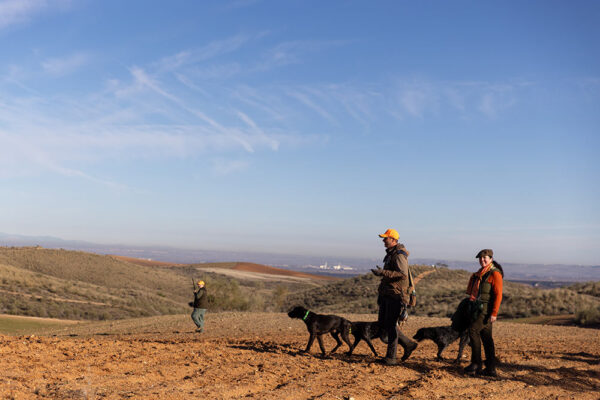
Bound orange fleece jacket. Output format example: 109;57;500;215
466;269;503;317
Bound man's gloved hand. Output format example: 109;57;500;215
371;267;384;276
399;307;408;322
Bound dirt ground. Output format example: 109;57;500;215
0;312;599;399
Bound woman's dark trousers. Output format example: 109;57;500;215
468;312;496;370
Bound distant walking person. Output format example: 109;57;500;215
371;228;418;365
464;249;504;377
191;280;208;333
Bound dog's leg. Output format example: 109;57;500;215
347;336;360;356
317;335;327;356
364;336;379;357
341;324;353;353
436;342;447;360
329;332;343;354
304;333;316;354
454;333;469;364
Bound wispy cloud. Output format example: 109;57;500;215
42;52;90;76
230;85;287;122
400;88;433;118
287;90;339;125
0;54;300;183
0;25;532;187
235;110;279;150
129;66;180;103
0;0;46;29
257;40;347;71
386;80;523;120
211;158;250;175
188;63;242;80
160;37;346;82
0;128;124;188
2;64;39;93
477;85;516;119
154;34;255;73
0;0;71;30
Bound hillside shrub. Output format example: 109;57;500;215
568;282;600;298
575;307;600;327
283;266;600;320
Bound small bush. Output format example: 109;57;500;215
575;307;600;327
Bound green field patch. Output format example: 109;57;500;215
0;315;77;335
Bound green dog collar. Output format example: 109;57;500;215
302;310;310;321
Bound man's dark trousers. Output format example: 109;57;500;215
378;295;414;360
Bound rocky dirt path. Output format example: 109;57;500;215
0;313;598;399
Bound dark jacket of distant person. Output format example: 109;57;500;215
193;287;208;309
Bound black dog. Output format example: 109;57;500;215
413;326;470;362
288;306;352;356
346;321;387;356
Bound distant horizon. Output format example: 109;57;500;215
1;231;598;268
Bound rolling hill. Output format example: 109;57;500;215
0;247;331;320
1;247;598;327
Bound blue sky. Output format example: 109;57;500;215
0;0;598;265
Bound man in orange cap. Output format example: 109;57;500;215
371;228;418;365
191;280;208;333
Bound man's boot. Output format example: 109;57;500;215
401;341;418;361
480;367;497;377
481;358;497;377
464;363;482;375
398;332;418;361
382;338;398;365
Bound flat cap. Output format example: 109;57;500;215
475;249;494;259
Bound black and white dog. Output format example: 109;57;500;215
288;306;352;356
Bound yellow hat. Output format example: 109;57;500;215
197;280;205;286
378;228;399;240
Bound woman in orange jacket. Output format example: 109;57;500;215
464;249;503;377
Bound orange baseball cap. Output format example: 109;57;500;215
379;228;399;240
